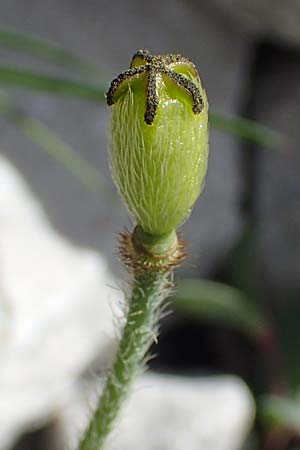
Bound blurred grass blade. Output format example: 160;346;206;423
0;64;284;150
0;26;103;76
259;395;300;432
0;66;106;101
0;27;290;151
174;278;267;338
210;110;286;151
275;307;300;392
0;92;109;195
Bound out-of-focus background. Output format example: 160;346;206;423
0;1;299;449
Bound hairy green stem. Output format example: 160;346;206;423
78;268;170;450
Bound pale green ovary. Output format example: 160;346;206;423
109;87;208;235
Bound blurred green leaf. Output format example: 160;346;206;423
174;278;267;338
275;306;300;393
227;226;264;308
0;66;285;150
0;92;110;195
0;27;286;149
0;66;106;100
0;26;103;76
210;110;286;151
259;394;300;432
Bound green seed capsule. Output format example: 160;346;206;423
107;49;209;236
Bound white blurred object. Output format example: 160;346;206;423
59;373;255;450
0;155;255;450
0;155;120;449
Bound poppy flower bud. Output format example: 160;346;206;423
107;49;209;236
